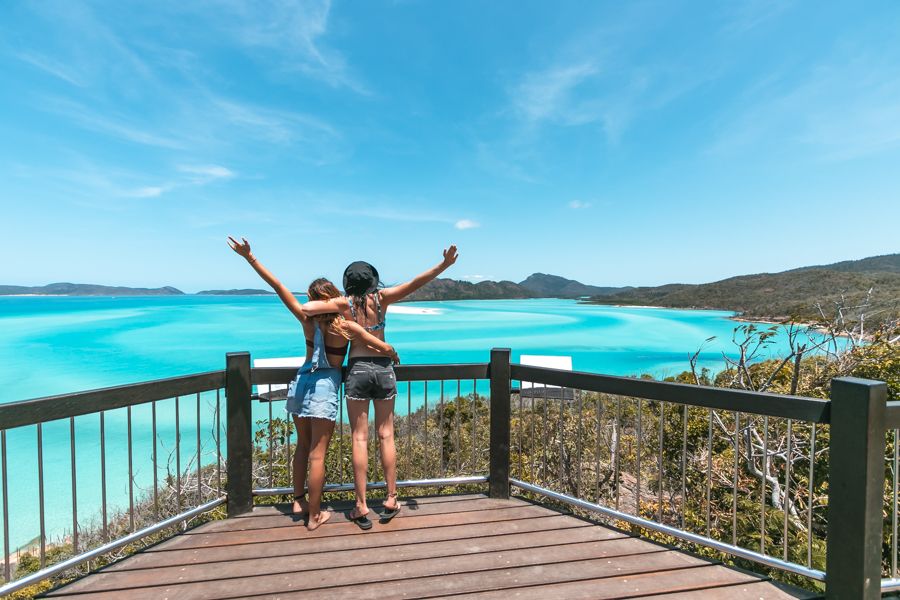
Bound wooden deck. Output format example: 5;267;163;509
44;494;818;599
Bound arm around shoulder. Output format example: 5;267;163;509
343;321;400;363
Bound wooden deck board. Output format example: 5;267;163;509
43;494;814;599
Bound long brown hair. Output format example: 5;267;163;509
307;278;351;339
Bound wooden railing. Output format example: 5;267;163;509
0;349;891;598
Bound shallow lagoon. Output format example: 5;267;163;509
0;296;815;552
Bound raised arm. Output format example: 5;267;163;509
302;297;350;318
227;236;305;322
379;245;458;305
343;320;400;363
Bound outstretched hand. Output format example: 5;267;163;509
442;244;458;268
227;236;253;260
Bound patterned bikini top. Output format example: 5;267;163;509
348;293;386;332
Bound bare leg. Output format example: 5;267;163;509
292;415;311;514
374;398;399;511
306;417;335;530
346;399;371;518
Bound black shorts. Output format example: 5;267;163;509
344;357;397;402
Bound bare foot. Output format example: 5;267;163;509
292;497;309;515
306;510;332;531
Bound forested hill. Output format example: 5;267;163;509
518;273;628;297
585;254;900;323
0;283;185;296
401;272;620;301
401;278;533;301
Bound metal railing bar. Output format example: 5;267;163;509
594;394;600;503
657;401;664;523
406;382;411;478
196;392;202;505
440;380;445;477
100;412;107;542
175;396;182;514
216;389;222;495
576;389;584;498
128;406;134;532
456;380;461;474
783;418;792;562
284;392;291;489
0;371;225;429
1;429;8;581
558;388;565;490
517;381;523;480
761;415;769;555
510;364;830;423
37;423;45;568
636;398;643;515
69;417;78;554
614;396;621;512
267;386;274;488
732;411;740;547
0;497;226;597
509;478;826;582
152;400;159;522
705;408;712;538
253;475;489;496
680;404;687;529
882;578;900;592
807;422;815;568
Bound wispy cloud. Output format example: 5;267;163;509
513;63;598;124
720;0;795;35
178;164;236;183
15;52;86;87
200;0;368;93
568;200;592;209
125;185;170;198
14;157;238;205
39;97;185;149
211;97;340;147
316;198;476;230
708;52;900;161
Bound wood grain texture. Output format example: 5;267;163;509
44;494;813;600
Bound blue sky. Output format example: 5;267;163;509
2;1;899;292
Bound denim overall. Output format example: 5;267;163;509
285;323;341;421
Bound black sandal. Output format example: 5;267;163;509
348;508;373;530
380;492;401;524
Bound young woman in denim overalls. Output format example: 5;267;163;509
228;237;399;530
303;245;458;529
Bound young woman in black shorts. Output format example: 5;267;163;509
302;245;457;529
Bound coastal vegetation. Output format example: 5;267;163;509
586;253;900;328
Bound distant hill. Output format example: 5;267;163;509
0;283;184;296
586;254;900;324
786;253;900;275
401;278;534;301
519;273;627;298
196;289;275;296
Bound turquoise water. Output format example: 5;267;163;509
0;296;815;552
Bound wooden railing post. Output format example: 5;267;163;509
226;352;253;517
825;377;888;599
489;348;511;499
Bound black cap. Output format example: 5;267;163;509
343;261;379;295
